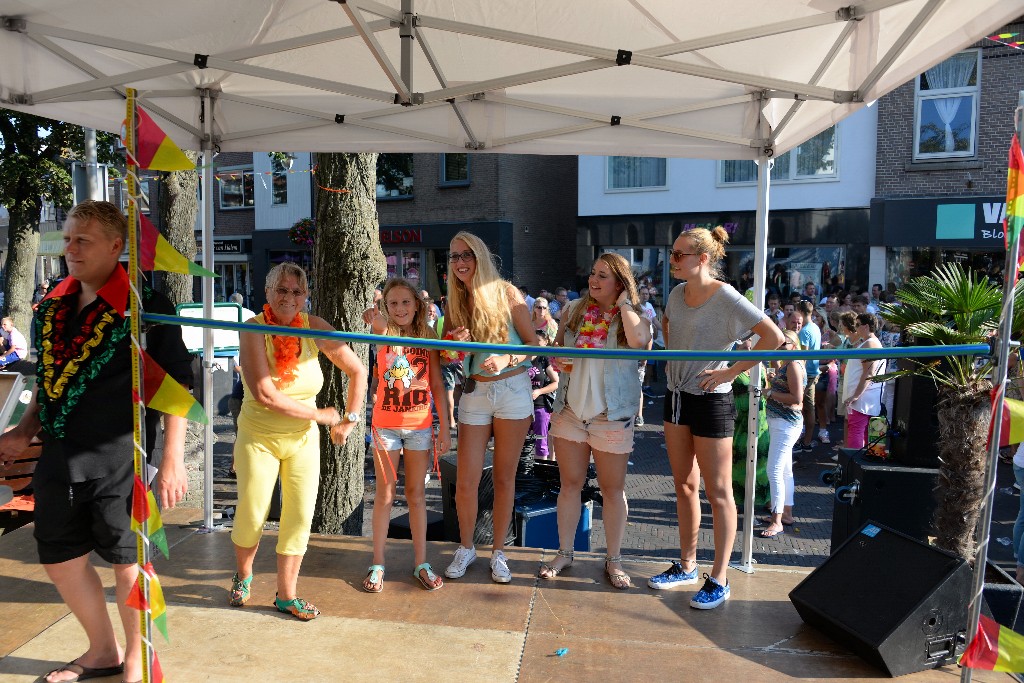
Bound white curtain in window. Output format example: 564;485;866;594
923;53;976;152
609;157;665;188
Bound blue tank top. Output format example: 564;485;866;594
466;321;529;377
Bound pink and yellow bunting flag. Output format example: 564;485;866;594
140;214;217;278
961;614;1024;672
142;562;169;641
141;349;208;425
132;106;194;172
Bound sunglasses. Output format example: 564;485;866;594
449;250;476;263
669;250;698;261
534;305;547;309
274;287;306;298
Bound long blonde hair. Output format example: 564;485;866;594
564;253;638;347
444;231;513;343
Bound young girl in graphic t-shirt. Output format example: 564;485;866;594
361;278;452;593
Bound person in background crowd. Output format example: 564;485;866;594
761;329;805;538
842;313;884;449
32;279;50;306
795;300;821;452
765;293;784;327
539;253;650;588
811;308;837;444
532;296;558;343
442;231;537;584
519;285;535;312
870;283;883;311
229;262;367;621
361;277;451;593
851;293;874;317
800;281;817;303
0;317;28;369
0;200;192;683
550;287;569;320
782;302;796;330
419;290;443;322
529;331;559;461
652;226;783;609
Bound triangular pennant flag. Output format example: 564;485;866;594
151;649;165;683
140;215;217;278
134;107;194;172
146;490;169;560
1005;134;1024;254
141;350;209;425
994;395;1024;448
143;563;169;642
131;475;151;529
961;614;1024;672
125;577;149;611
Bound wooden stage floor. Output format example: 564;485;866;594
0;509;1006;682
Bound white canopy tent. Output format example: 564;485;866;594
1;0;1021;578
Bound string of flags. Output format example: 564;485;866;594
987;33;1024;49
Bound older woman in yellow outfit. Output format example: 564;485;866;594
229;262;367;620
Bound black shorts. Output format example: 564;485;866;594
663;390;737;439
33;459;136;565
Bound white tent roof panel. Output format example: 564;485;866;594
0;0;1021;159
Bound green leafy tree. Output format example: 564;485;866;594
880;263;1024;559
0;111;117;330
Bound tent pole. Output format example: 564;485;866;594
200;89;216;531
400;0;414;94
735;140;772;573
959;90;1024;683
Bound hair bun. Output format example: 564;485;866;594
711;226;730;244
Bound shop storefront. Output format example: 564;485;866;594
195;237;254;306
250;221;514;308
578;208;870;306
872;196;1007;289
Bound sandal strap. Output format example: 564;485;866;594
413;562;436;579
605;555;623;563
556;549;574;559
275;595;320;619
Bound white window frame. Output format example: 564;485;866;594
912;49;981;161
717;126;839;186
218;166;255;210
605;157;668;192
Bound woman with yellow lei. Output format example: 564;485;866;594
229;262;367;620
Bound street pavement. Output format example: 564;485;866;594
208;377;1021;574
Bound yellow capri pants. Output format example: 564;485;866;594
230;422;320;556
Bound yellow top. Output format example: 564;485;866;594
238;312;324;436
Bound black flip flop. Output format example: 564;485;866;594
44;660;124;682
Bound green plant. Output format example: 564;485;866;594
289;217;315;247
879;263;1024;559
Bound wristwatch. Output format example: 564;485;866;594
345;411;360;423
619;300;636;310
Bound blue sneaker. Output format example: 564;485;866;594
690;573;730;610
647;561;699;590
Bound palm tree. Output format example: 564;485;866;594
879;263;1024;560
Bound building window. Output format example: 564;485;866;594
718;126;836;184
377;153;414;199
440;153;470;186
606;157;667;190
914;50;980;160
271;158;288;205
219;168;255;209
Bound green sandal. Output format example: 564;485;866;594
229;573;253;607
274;593;320;621
414;562;443;591
363;565;385;593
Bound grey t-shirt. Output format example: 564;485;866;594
665;282;767;395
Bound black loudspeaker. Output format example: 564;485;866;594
439;453;515;546
791;522;970;677
830;449;938;550
890;375;941;468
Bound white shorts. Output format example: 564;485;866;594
458;371;533;425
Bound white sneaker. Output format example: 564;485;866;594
490;550;512;584
445;545;477;578
818;428;831;444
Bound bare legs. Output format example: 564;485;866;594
664;423;735;585
42;556;138;683
366;448;431;590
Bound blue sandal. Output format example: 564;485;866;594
414;562;443;591
363;564;385;593
274;593;320;621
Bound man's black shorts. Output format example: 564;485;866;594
664;389;737;439
33;458;136;565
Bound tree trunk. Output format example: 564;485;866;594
4;188;41;333
311;153;386;535
154;151;205;507
933;380;992;560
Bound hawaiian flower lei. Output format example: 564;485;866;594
575;303;617;349
262;304;305;386
440;330;466;364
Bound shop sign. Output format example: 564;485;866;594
682;221;740;234
881;196;1007;247
380;228;423;244
214;239;243;253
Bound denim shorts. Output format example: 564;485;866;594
373;426;433;452
458;370;533;425
551;404;635;455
